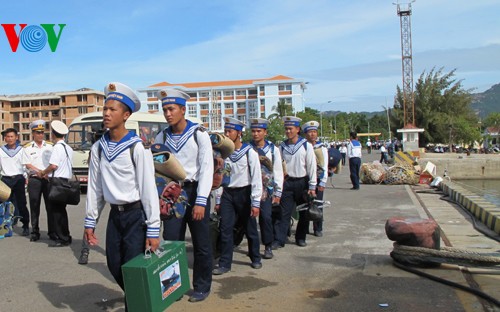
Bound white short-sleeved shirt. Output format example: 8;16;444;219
49;141;73;179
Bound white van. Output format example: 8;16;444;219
66;112;168;187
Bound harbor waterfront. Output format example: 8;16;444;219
0;152;499;312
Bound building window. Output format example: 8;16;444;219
147;91;157;98
22;123;30;130
248;89;257;95
236;90;246;96
201;117;209;123
237;115;246;124
187;92;197;99
278;84;292;91
224;103;233;109
61;96;65;102
260;99;265;106
43;111;49;117
77;94;87;102
78;106;88;114
188;105;197;116
237;102;246;109
22;112;30;118
223;91;233;98
23;134;30;141
149;103;159;111
199;92;209;98
200;104;208;110
52;110;59;117
283;97;292;104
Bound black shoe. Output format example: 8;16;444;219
251;262;262;269
212;266;230;275
263;246;274;259
22;227;30;236
296;240;307;247
314;231;323;237
49;240;70;247
78;251;89;265
30;233;40;242
350;187;359;190
188;291;210;303
271;241;284;250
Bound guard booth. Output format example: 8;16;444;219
397;124;424;152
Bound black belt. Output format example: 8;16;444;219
224;185;250;191
110;200;142;212
2;174;23;179
285;176;307;181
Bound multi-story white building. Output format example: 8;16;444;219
138;75;307;131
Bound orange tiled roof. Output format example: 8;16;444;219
148;75;294;88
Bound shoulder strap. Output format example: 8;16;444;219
98;141;138;168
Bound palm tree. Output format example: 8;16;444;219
268;99;292;120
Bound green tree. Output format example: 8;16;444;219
483;112;500;128
268;99;292;120
394;67;480;146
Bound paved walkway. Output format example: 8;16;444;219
1;151;499;312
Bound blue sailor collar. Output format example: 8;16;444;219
229;143;252;163
1;144;22;157
280;136;307;155
163;119;200;153
99;131;142;162
250;140;273;154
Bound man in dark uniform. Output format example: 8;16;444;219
0;128;29;236
22;120;54;242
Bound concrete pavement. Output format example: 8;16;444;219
1;151;499;312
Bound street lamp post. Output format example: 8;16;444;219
320;100;331;140
382;104;391;141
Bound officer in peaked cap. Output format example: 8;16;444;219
104;82;141;113
84;82;160;293
302;120;328;238
249;118;284;260
22;119;54;242
213;116;263;275
154;88;214;303
273;116;317;249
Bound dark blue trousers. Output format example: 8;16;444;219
258;196;273;246
106;207;146;290
218;186;261;268
162;182;212;293
349;157;361;189
28;177;54;236
2;175;29;228
274;177;308;245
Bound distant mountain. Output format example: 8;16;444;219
471;83;500;119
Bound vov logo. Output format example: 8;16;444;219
1;24;66;52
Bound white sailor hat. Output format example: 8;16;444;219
282;116;302;127
301;120;319;133
250;118;269;129
224;117;245;131
104;82;141;113
30;120;46;131
51;120;69;135
157;89;190;107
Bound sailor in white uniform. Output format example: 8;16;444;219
154;88;214;303
0;128;29;236
84;82;160;291
22;120;54;242
213;117;263;275
273;116;316;249
302;121;328;237
249;118;284;259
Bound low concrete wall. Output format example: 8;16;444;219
419;153;500;179
440;181;500;234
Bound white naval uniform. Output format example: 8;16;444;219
48;141;73;179
250;140;284;198
280;137;317;190
314;141;329;188
154;120;214;207
0;144;24;176
222;144;263;208
84;132;160;237
22;140;53;174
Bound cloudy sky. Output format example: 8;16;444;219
1;0;499;112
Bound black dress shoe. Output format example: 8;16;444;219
263;246;274;259
212;266;230;275
271;241;284;250
251;262;262;269
78;251;89;265
188;291;210;303
30;233;40;242
314;231;323;237
22;227;30;236
49;240;70;247
296;240;307;247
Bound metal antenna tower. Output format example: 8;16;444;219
396;1;415;126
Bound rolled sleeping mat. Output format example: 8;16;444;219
314;147;325;168
334;162;342;174
0;180;11;202
210;133;235;159
153;151;187;181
